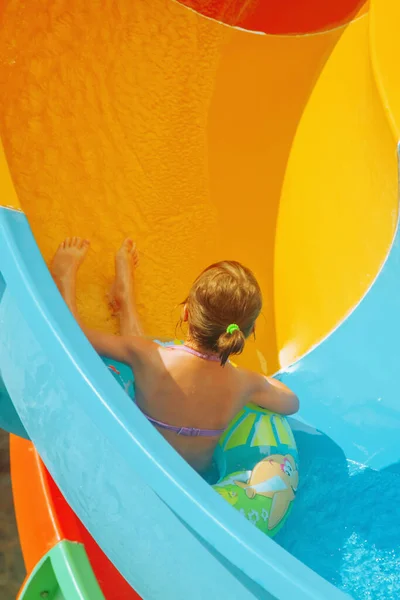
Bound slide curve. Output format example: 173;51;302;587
1;0;400;598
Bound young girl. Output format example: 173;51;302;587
51;237;299;475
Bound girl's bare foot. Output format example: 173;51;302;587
51;237;90;298
109;238;139;314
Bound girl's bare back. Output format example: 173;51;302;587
130;341;248;473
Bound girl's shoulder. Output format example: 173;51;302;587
230;364;264;395
126;336;161;362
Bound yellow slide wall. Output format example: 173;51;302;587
0;0;397;373
275;12;398;366
370;0;400;138
0;140;19;210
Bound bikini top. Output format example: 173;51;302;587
141;344;227;438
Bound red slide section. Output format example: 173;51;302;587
10;435;140;600
179;0;368;34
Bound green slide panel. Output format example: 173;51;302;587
18;540;105;600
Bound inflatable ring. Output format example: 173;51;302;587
103;343;298;537
213;404;298;536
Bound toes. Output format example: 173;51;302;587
77;237;87;249
127;240;138;259
122;238;135;251
59;237;90;252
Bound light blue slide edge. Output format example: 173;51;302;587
276;146;400;472
0;270;29;438
0;207;348;600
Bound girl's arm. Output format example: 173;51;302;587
79;323;156;366
247;372;299;416
81;326;136;365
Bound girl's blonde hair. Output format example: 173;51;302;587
181;261;262;366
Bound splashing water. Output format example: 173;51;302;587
277;453;400;599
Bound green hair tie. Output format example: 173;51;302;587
226;323;240;335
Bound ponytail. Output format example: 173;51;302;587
216;326;245;366
180;261;262;363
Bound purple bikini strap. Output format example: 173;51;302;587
167;344;220;362
143;413;225;437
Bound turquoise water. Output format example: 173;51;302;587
277;430;400;599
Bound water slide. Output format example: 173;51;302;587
1;0;400;598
